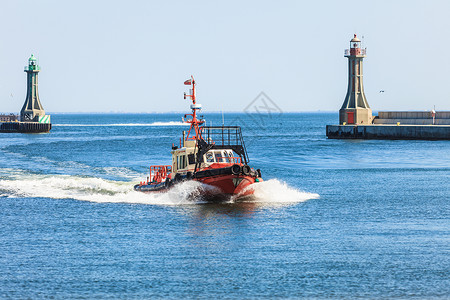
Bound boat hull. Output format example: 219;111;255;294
134;173;260;200
134;181;167;192
195;174;256;197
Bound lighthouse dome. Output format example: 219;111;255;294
350;35;361;42
29;54;37;62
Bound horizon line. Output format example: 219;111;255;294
41;110;338;114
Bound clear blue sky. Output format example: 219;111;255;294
1;0;449;113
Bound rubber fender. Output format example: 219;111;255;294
174;173;182;182
242;165;251;176
231;164;241;175
165;178;170;187
186;172;193;180
256;169;262;178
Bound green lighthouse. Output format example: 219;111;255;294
21;54;49;124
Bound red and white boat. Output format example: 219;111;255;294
134;76;262;200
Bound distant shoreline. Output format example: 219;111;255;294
38;111;338;115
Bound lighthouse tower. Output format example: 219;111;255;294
21;54;46;122
339;35;372;125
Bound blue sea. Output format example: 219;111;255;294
0;113;449;299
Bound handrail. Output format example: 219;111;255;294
226;156;241;164
201;126;244;146
200;125;249;163
24;66;41;71
344;48;366;56
149;165;172;183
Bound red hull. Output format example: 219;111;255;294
195;174;257;197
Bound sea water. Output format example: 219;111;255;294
0;113;449;298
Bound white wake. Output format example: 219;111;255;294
235;179;319;204
53;121;188;127
0;173;319;206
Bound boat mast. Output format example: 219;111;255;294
183;75;204;141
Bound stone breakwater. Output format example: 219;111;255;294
0;122;51;133
326;124;450;140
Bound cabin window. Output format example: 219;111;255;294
224;151;232;163
178;155;186;170
205;152;214;163
227;151;238;163
215;151;224;163
231;151;238;163
177;155;187;170
188;154;195;165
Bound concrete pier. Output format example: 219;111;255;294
326;124;450;140
0;122;51;133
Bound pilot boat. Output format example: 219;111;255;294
134;76;262;199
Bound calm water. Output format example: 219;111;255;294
0;113;449;298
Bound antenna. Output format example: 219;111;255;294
183;75;204;141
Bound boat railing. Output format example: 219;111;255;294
149;165;172;183
201;126;249;163
202;126;244;146
229;156;241;164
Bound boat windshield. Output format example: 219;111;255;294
205;152;214;163
215;151;224;163
224;150;237;163
205;150;238;163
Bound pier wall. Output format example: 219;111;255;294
374;111;450;125
0;122;51;133
326;124;450;140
